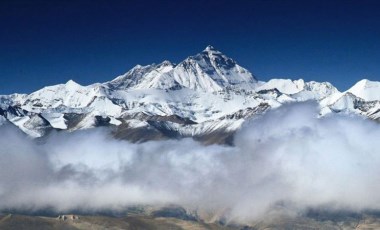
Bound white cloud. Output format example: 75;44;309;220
1;102;380;223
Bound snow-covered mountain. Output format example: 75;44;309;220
1;46;379;143
108;45;257;92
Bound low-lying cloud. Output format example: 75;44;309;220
1;102;380;223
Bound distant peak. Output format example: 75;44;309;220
159;60;174;66
65;79;81;87
347;79;380;101
352;79;380;88
132;64;143;69
204;45;216;51
203;45;222;54
356;79;370;84
128;64;153;72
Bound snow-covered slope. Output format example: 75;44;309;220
108;45;257;92
20;80;122;115
256;79;339;101
170;45;257;92
347;79;380;101
1;46;379;143
108;61;175;90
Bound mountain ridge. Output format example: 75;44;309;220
1;46;379;143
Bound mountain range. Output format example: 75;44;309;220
1;45;380;144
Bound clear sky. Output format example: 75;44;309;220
1;0;380;94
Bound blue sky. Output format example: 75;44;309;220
1;0;380;94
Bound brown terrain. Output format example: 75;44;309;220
2;212;380;230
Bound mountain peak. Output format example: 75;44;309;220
204;45;217;52
202;45;223;56
347;79;380;101
131;64;144;69
65;79;82;89
157;60;174;67
353;79;378;87
108;46;257;92
190;46;231;65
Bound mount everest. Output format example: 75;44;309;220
1;45;379;144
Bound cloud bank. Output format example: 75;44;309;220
1;102;380;223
